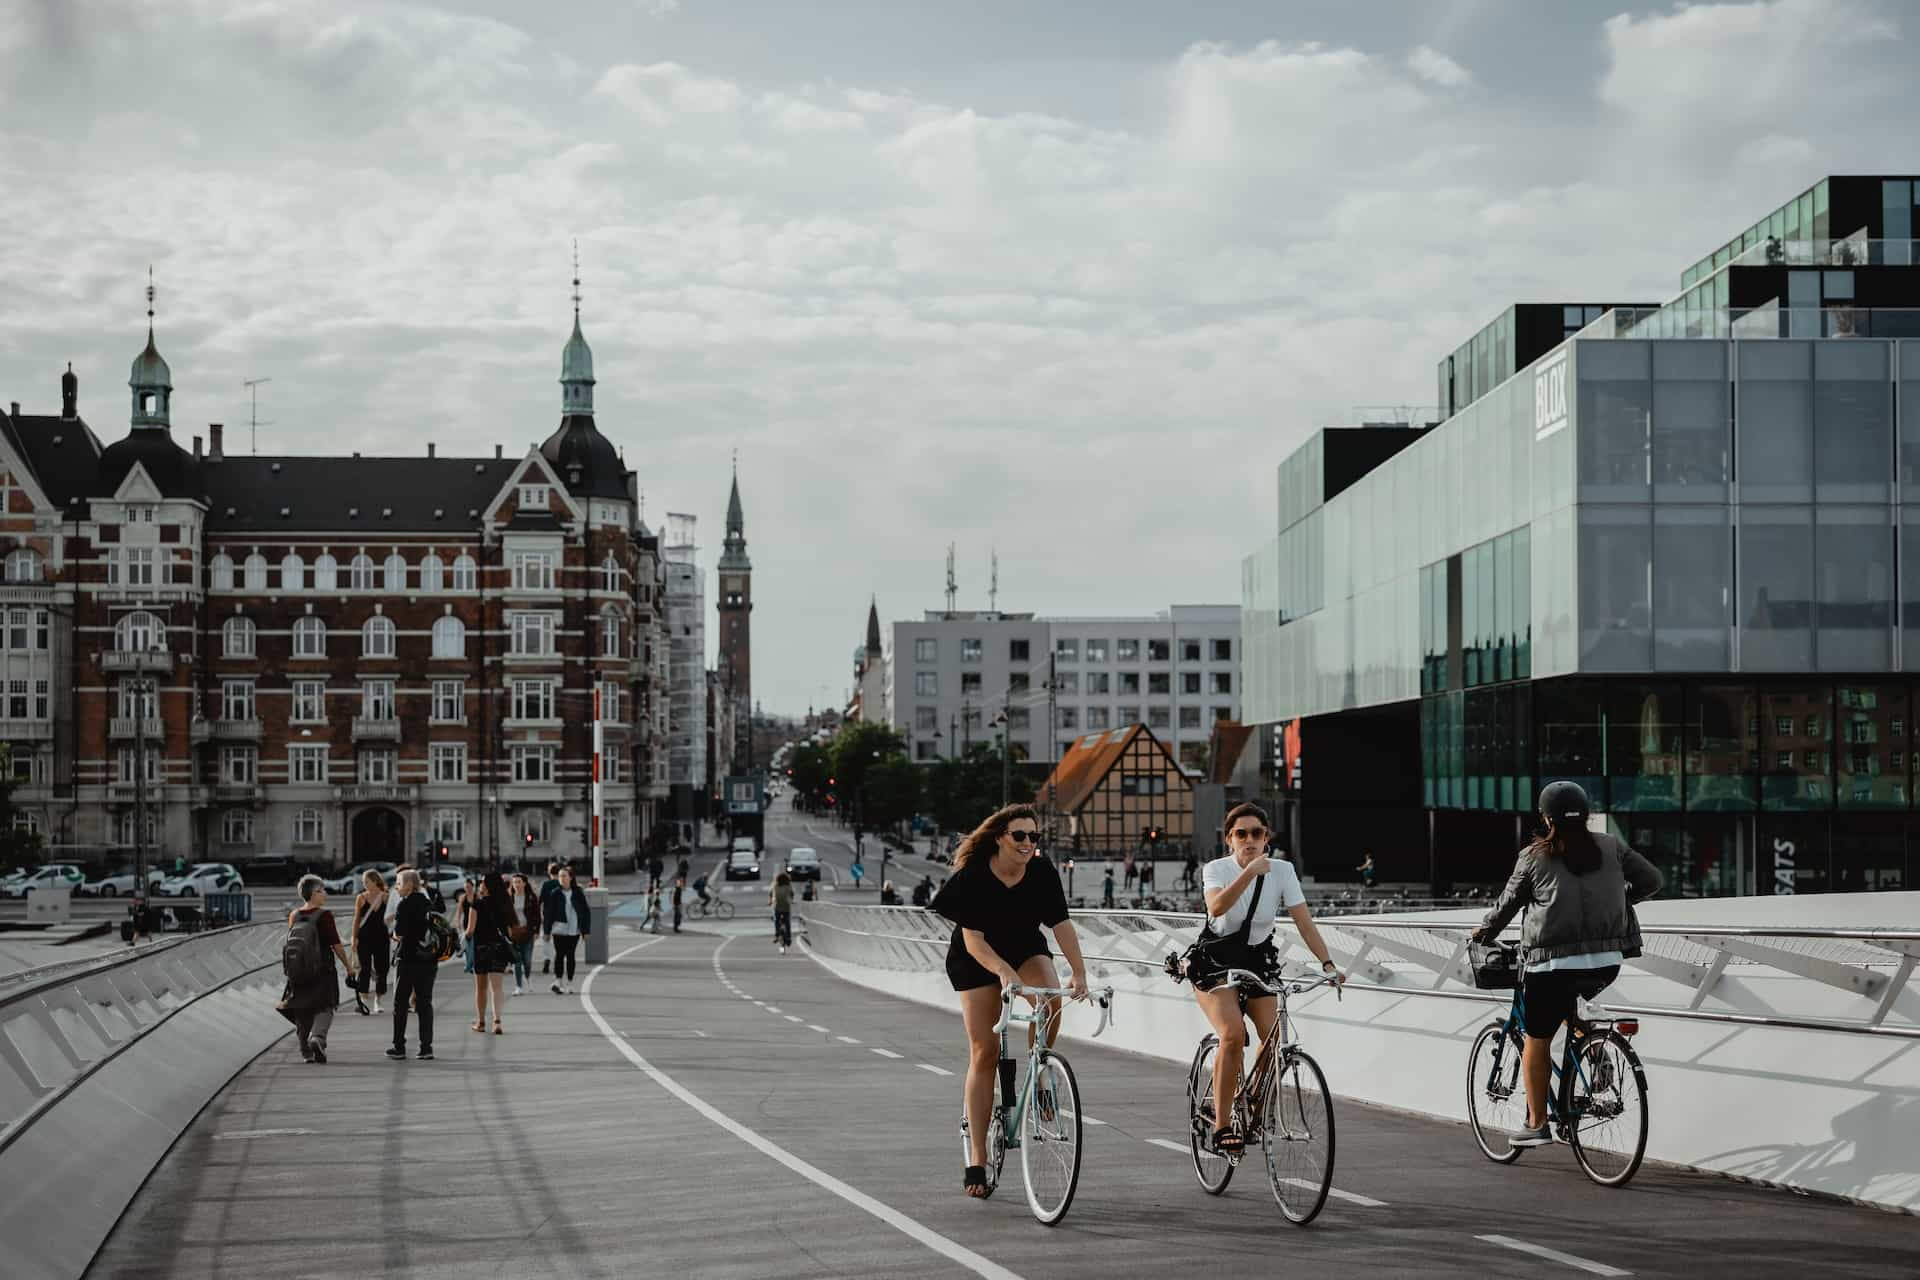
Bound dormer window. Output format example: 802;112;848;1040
520;484;549;510
125;505;156;523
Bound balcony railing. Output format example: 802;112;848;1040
1613;304;1920;342
189;717;263;743
339;784;417;804
500;782;563;805
108;716;166;741
0;719;54;741
1726;236;1920;271
102;651;172;674
213;782;262;805
351;716;401;742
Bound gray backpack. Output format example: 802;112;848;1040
282;913;330;982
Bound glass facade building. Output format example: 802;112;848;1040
1244;177;1920;898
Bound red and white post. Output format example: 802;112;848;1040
591;686;605;886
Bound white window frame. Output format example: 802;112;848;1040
281;552;304;591
223;616;255;658
313;554;338;591
292;680;326;723
431;615;465;659
362;615;396;658
519;484;549;510
512;744;554;783
513;552;555;592
511;678;556;722
510;612;555;656
243;554;267;590
289;744;329;784
360;749;396;784
222;745;257;784
293;616;326;657
362;679;395;721
451;555;477;591
209;553;234;591
430;743;467;783
915;638;937;663
432;807;466;844
419;554;444;591
222;679;255;722
383;553;407;592
349;554;376;591
431;679;464;723
915;671;938;697
116;611;164;653
293;808;324;845
5;549;40;583
601;610;621;657
600;554;620;593
221;809;254;845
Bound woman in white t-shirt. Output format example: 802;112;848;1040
1190;802;1344;1155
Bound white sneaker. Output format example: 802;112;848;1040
371;1001;382;1014
780;945;788;955
563;981;573;995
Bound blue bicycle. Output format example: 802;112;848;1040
1464;942;1650;1187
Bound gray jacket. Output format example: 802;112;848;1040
1478;833;1663;965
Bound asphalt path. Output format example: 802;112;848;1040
90;863;1920;1278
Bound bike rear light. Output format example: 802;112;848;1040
1615;1019;1639;1037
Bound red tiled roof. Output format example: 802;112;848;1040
1037;723;1183;815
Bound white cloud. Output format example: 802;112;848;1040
5;1;1917;711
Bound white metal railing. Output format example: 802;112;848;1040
798;901;1920;1039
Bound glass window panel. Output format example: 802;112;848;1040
1758;814;1830;893
1653;507;1731;671
1736;341;1813;501
1740;507;1814;669
1494;534;1513;682
1815;509;1893;670
1534;680;1604;807
1761;687;1832;812
1651;341;1729;501
1832;816;1905;891
1607;682;1683;812
1514;523;1532;679
1813;341;1892;502
1836;685;1908;809
1903;517;1920;670
1686;684;1756;812
1576;341;1651;501
1461;550;1479;688
1476;540;1495;686
1578;506;1652;671
1899;341;1920;501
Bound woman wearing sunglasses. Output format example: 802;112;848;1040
1189;802;1343;1155
931;802;1089;1200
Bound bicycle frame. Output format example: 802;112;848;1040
991;983;1114;1147
1210;968;1340;1133
1489;987;1636;1129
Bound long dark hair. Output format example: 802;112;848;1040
1530;818;1603;874
953;803;1038;872
480;870;511;926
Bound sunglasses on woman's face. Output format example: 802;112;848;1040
1007;829;1041;844
1229;826;1268;840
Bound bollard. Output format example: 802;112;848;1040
584;886;609;965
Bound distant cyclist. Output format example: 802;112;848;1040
1472;781;1662;1148
1186;802;1343;1155
931;803;1089;1199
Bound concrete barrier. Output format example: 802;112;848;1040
801;892;1920;1214
0;924;289;1280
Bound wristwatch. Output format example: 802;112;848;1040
1320;959;1337;972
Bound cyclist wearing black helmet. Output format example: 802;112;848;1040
1473;781;1662;1147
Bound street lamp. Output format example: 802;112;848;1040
990;709;1009;807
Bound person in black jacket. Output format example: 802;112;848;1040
386;870;437;1061
545;865;591;994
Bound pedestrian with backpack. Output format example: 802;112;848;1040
386;869;439;1061
277;875;356;1064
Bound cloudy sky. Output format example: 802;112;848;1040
2;0;1915;714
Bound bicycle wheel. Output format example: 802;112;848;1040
1465;1022;1525;1165
1187;1037;1234;1194
711;898;736;921
1020;1049;1083;1225
1262;1048;1334;1225
1566;1030;1648;1187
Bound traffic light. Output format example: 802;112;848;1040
524;830;534;849
438;844;449;861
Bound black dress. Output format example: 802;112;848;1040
931;856;1069;992
471;898;512;975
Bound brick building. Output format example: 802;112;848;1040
0;294;672;870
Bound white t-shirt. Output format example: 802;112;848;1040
1202;855;1306;946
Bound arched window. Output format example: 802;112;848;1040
116;611;164;652
5;550;40;583
384;553;406;592
419;554;444;592
280;552;305;591
600;553;620;593
223;616;255;658
601;608;621;657
313;554;338;592
349;554;376;591
210;553;234;591
431;615;465;659
243;553;267;591
362;616;395;658
293;615;326;657
451;554;477;591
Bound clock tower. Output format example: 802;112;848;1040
717;465;752;762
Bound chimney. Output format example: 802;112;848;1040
193;435;202;459
427;442;436;458
494;443;503;459
61;362;77;420
209;423;224;459
7;402;16;420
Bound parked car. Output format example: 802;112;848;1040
425;863;467;905
159;862;244;897
724;849;761;881
784;847;822;881
2;863;86;899
323;861;397;895
83;865;168;897
240;855;306;886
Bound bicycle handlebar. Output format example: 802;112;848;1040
993;982;1118;1037
1216;967;1344;1001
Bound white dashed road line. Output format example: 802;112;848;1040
785;1014;804;1023
837;1035;862;1045
1476;1236;1630;1276
1283;1179;1387;1208
1145;1138;1187;1153
1061;1110;1106;1126
807;1024;829;1033
872;1048;904;1060
916;1063;954;1077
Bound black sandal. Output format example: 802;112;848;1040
963;1165;991;1198
1213;1125;1245;1155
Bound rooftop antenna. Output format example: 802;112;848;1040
242;377;273;455
571;238;582;322
989;548;999;614
145;266;155;334
945;544;957;617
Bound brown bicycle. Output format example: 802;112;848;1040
1180;967;1341;1224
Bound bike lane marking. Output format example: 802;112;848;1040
872;1048;904;1059
582;936;1025;1280
1476;1235;1630;1276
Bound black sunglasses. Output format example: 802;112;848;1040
1229;826;1269;840
1007;829;1042;844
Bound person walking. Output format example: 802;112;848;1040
277;875;356;1064
386;869;437;1061
769;871;794;954
546;865;591;993
1102;865;1116;909
1182;851;1199;893
1123;853;1136;893
538;861;562;974
506;872;541;996
466;871;513;1033
880;879;899;906
457;877;478;975
350;869;391;1016
1472;782;1663;1147
647;853;664;892
1357;851;1378;890
671;872;687;933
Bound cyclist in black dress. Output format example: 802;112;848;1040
931;802;1089;1199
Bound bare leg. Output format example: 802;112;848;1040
959;986;1002;1181
473;973;486;1026
1014;954;1064;1050
1196;987;1248;1134
488;972;505;1026
1523;1035;1553;1128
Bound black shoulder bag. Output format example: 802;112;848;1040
1164;871;1263;984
